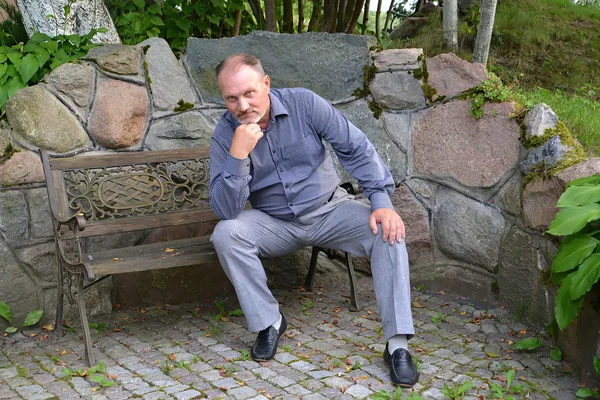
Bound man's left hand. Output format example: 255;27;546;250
369;208;405;245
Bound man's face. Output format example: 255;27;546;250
218;65;271;126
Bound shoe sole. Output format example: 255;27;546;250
251;330;287;362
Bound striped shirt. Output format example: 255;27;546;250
209;88;394;220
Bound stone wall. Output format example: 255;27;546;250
1;31;597;337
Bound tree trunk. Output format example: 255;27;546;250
383;0;395;34
232;9;242;37
16;0;120;43
283;0;294;33
336;0;346;32
298;0;305;32
375;0;383;41
320;0;336;32
308;0;323;31
362;0;370;33
443;0;458;52
265;0;277;31
247;0;265;30
472;0;497;64
346;0;365;33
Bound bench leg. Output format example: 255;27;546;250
304;247;320;292
75;274;95;366
55;257;65;339
305;247;360;312
344;252;360;312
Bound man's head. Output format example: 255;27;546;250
216;54;271;126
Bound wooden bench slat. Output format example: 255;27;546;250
85;236;217;277
48;147;211;170
61;210;220;238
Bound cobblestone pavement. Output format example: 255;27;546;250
0;270;580;400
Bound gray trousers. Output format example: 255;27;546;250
210;187;415;341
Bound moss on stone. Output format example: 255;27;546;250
174;99;194;112
368;99;387;119
16;365;28;378
143;60;152;91
413;67;423;80
521;122;587;189
354;64;378;99
540;267;556;289
1;141;19;163
490;281;500;295
142;45;151;54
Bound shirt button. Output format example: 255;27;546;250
285;184;289;188
279;167;283;172
272;149;276;153
289;202;293;206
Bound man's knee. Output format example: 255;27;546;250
211;218;252;251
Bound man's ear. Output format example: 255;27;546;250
264;75;271;90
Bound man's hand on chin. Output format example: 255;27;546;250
369;208;405;245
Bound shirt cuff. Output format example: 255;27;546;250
369;192;394;211
224;154;251;176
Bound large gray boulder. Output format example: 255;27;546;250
413;100;520;188
372;48;423;71
43;63;95;122
434;189;505;271
0;150;45;187
525;103;559;139
5;85;91;153
84;44;142;76
391;184;431;263
140;38;198;111
145;111;213;150
520;136;571;175
370;71;426;110
0;191;29;245
335;99;407;184
185;31;375;103
0;238;39;331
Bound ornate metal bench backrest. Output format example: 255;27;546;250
41;147;218;237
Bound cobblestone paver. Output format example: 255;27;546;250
0;272;579;399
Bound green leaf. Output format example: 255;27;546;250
569;253;600;300
5;326;17;333
16;53;40;84
66;34;81;46
0;302;12;324
0;63;7;79
0;84;8;109
207;14;221;25
29;32;53;44
547;204;600;236
32;48;51;68
567;174;600;188
39;40;59;54
550;346;562;361
133;0;145;9
22;309;43;328
149;15;164;26
594;356;600;375
555;274;585;330
576;387;595;397
90;373;106;383
557;185;600;207
552;234;599;273
101;380;115;387
506;369;515;389
515;337;543;350
7;75;25;98
176;19;191;31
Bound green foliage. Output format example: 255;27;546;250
469;73;512;119
548;174;600;330
109;0;255;54
371;387;424;400
577;387;600;398
550;346;562;361
0;302;43;333
62;362;115;387
594;355;600;375
302;300;314;316
208;300;243;337
515;337;543;351
489;369;526;399
441;381;473;399
239;349;252;361
89;321;109;333
173;99;194;112
0;28;106;114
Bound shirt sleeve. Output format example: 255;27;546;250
307;91;395;211
209;118;252;220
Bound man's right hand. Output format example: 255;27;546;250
229;123;263;159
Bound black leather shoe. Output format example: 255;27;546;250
383;344;419;387
251;314;287;361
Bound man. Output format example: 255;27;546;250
209;53;418;387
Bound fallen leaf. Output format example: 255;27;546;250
108;374;117;379
367;310;374;315
113;328;121;332
164;248;175;253
496;376;507;382
486;352;499;358
519;329;527;335
29;333;37;337
112;258;120;261
412;300;426;308
437;290;445;295
42;323;55;331
169;353;176;361
460;311;466;315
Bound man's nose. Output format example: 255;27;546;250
239;98;249;111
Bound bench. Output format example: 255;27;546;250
41;146;360;366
